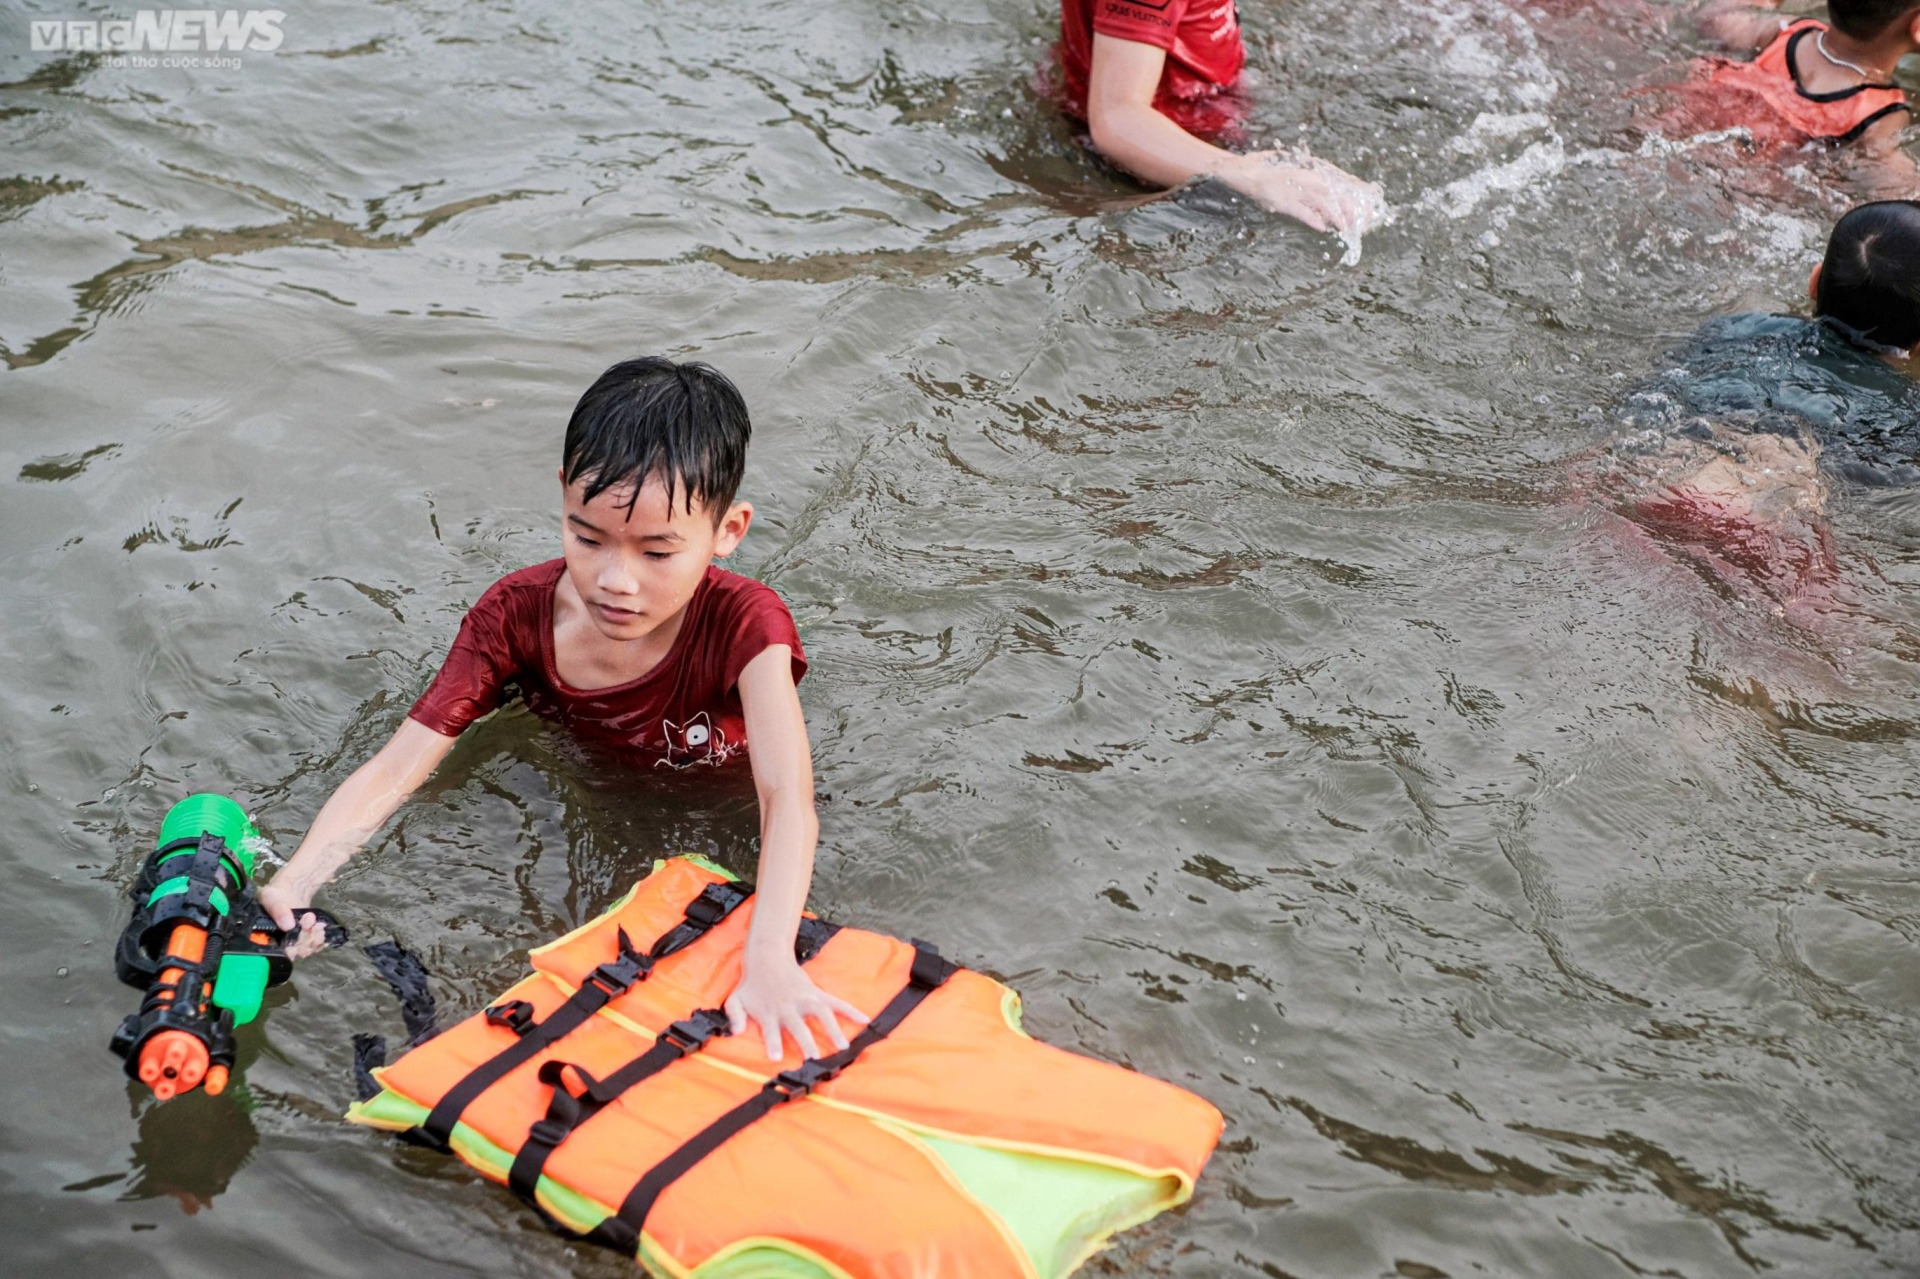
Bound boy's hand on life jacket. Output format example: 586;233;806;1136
1219;150;1388;236
258;881;332;960
726;952;871;1061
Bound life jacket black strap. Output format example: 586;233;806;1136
363;939;440;1046
505;917;843;1204
1835;100;1912;144
794;916;840;964
587;939;957;1255
506;1007;731;1200
1783;26;1903;103
417;881;750;1149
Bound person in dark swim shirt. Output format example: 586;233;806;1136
1594;201;1920;613
260;357;868;1062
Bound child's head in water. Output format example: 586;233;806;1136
1828;1;1920;43
559;357;755;644
1813;200;1920;355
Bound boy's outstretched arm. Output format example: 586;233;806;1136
1086;33;1382;233
728;644;869;1061
259;717;458;954
1694;0;1789;53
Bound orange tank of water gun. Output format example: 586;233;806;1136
110;794;344;1102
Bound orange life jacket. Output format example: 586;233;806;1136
349;858;1224;1278
1707;20;1910;144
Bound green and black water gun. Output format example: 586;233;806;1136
110;794;344;1100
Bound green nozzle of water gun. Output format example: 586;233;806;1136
156;793;262;878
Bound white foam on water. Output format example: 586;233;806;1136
1735;205;1821;267
1305;0;1563;253
1397;1;1796;233
1340;3;1791;260
1420;136;1568;218
1447;111;1553;155
1402;0;1570;220
1631;126;1753;157
1419;117;1762;221
1423;0;1558;106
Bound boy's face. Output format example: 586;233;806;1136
559;470;751;642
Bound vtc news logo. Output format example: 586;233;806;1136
29;9;287;53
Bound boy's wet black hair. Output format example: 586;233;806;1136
1828;0;1920;40
1816;200;1920;351
562;357;751;524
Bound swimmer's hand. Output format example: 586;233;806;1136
726;951;870;1062
1217;150;1389;237
259;880;333;960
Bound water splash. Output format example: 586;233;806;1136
240;833;279;866
1417;124;1763;221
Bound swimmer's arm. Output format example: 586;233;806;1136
259;717;458;950
727;645;868;1061
1087;34;1242;190
1086;33;1373;233
1694;0;1790;53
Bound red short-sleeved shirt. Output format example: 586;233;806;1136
408;560;805;769
1057;0;1248;141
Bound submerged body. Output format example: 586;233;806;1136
409;560;806;769
1613;313;1920;485
1589;313;1920;616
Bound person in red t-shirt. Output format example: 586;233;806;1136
1057;0;1385;236
259;357;867;1062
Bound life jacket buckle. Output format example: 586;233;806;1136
588;953;650;995
485;999;536;1036
663;1007;730;1052
584;927;654;997
771;1058;839;1100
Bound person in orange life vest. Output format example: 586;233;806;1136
258;358;867;1062
1057;0;1384;236
1694;0;1916;149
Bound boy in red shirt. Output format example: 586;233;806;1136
1057;0;1384;236
1694;0;1916;148
260;357;865;1061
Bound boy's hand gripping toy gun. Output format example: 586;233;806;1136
109;794;345;1100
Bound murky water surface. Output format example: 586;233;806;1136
4;1;1918;1275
